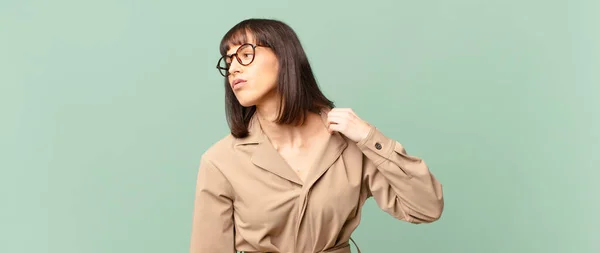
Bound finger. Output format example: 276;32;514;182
331;107;350;111
327;112;350;122
327;120;347;132
328;115;355;127
326;115;346;125
328;122;343;133
330;108;353;114
328;109;354;118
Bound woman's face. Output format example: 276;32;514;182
226;40;279;107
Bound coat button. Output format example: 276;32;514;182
375;142;382;150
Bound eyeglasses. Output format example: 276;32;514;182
216;43;266;77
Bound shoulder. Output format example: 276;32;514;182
200;133;237;163
197;132;254;185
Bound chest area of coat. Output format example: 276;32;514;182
230;154;364;227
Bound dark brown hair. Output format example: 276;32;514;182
219;18;334;138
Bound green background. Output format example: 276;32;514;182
2;0;598;252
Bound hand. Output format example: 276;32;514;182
323;108;372;143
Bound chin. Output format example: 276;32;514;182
235;96;258;107
238;101;256;107
234;87;274;108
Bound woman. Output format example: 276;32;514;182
190;18;444;253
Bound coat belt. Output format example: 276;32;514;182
239;238;360;253
318;242;351;253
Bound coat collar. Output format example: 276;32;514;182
234;112;348;187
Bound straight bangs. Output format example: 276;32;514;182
219;26;271;56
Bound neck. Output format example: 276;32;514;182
255;104;326;150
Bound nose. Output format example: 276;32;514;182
228;56;243;75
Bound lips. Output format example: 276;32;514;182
231;79;247;89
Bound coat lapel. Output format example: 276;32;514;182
251;138;304;186
233;112;348;188
303;112;348;189
235;114;304;186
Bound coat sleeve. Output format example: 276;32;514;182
190;155;236;253
358;125;444;224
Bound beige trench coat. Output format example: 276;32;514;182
190;113;444;253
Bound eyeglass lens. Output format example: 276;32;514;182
218;44;255;76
